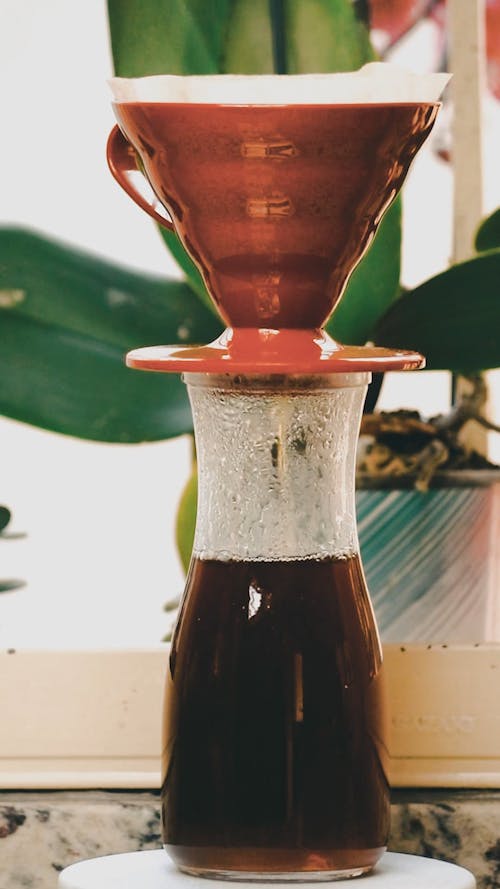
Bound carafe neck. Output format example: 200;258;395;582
185;372;369;563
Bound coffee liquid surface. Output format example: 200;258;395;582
161;554;389;876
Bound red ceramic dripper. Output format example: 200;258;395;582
107;95;440;374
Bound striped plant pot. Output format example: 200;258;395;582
356;473;500;643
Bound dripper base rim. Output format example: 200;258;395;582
126;328;425;374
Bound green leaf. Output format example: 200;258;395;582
269;0;287;72
0;228;222;442
107;0;234;76
0;228;221;350
328;198;401;345
0;506;11;533
108;0;374;77
475;207;500;253
175;465;198;573
223;0;275;71
0;580;25;594
0;312;190;442
285;0;374;72
158;229;215;314
373;251;500;373
223;0;374;73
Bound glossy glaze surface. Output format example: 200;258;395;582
110;102;438;333
126;327;425;374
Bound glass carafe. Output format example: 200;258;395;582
106;66;448;883
161;372;389;881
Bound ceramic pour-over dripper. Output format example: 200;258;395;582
107;64;449;374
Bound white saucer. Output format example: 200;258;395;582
58;850;475;889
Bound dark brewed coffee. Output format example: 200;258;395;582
161;555;389;877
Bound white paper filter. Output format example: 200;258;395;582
109;63;450;104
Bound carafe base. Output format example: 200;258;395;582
166;845;385;882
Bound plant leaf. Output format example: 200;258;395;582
0;580;25;594
223;0;375;73
108;0;374;77
158;229;215;314
0;312;192;442
0;506;11;533
223;0;275;71
107;0;234;76
0;228;221;350
285;0;374;72
475;207;500;253
328;199;401;345
0;228;222;441
373;251;500;373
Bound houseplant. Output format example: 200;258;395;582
174;225;500;643
0;0;499;639
356;242;500;642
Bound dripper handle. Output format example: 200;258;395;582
106;126;175;231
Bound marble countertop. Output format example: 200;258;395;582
0;790;498;889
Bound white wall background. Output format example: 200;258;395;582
0;0;189;648
0;1;498;647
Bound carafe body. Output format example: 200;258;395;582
161;373;389;881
